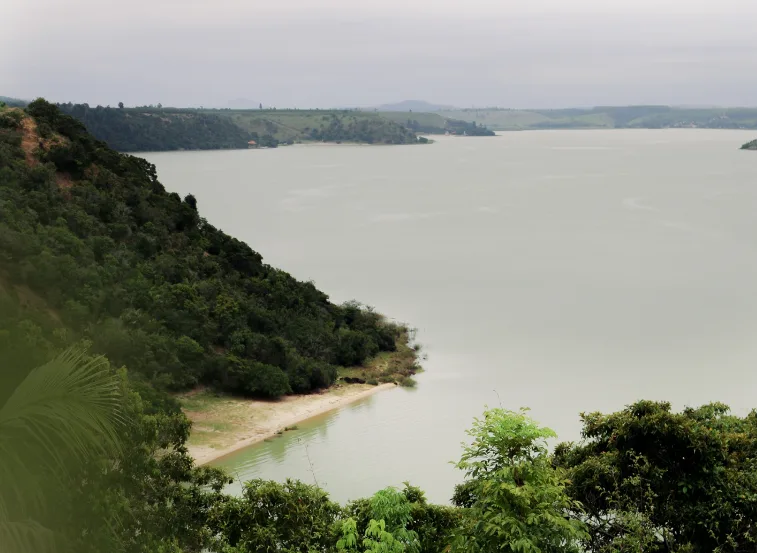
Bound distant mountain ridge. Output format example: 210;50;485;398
0;95;28;107
375;100;458;112
223;98;262;109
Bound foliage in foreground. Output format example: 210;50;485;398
451;408;587;553
0;348;123;553
0;345;230;553
4;347;757;553
209;478;341;553
555;400;757;553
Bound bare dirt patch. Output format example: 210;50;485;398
56;172;74;190
19;115;40;167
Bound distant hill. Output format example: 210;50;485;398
0;95;28;107
442;105;757;130
379;111;495;136
376;100;458;112
56;104;422;151
57;104;262;151
224;98;262;109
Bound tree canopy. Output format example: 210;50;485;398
554;400;757;553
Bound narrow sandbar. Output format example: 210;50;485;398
181;383;397;465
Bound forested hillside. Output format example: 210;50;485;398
56;103;273;151
217;109;421;145
378;111;495;136
56;104;422;151
0;95;27;107
0;99;408;398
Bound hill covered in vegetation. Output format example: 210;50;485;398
374;100;458;112
741;139;757;150
0;95;27;107
55;104;423;151
215;109;420;145
57;103;278;151
442;105;757;130
378;111;495;136
0;98;416;398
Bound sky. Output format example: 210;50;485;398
3;0;757;109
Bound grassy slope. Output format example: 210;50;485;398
336;330;420;385
208;109;419;144
378;111;450;129
377;111;496;136
442;110;551;130
220;110;327;142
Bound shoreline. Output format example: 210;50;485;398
182;382;397;466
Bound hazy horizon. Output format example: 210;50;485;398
6;96;757;112
3;0;757;109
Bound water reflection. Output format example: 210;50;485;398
216;393;387;495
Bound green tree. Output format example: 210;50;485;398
451;408;586;553
339;487;420;553
554;401;757;553
344;483;458;553
209;478;340;553
338;519;408;553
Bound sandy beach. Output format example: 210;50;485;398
181;382;397;465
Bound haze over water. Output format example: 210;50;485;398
143;129;757;504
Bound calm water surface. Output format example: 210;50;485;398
143;130;757;504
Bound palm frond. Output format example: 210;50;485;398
0;518;57;553
0;347;125;524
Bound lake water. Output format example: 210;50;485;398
142;130;757;504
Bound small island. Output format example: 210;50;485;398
741;139;757;150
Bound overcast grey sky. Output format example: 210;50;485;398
3;0;757;108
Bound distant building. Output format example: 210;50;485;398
247;140;258;149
